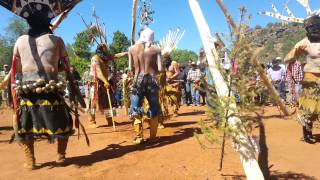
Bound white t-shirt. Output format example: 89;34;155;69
267;67;285;81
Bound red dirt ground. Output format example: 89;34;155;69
0;105;319;180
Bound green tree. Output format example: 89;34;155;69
69;56;90;77
109;31;130;70
170;49;198;65
4;16;28;45
0;16;28;67
73;30;92;60
0;36;12;66
68;29;93;77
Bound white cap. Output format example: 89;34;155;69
137;27;154;47
276;57;281;60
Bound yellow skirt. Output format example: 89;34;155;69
299;73;320;114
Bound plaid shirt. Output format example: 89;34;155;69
187;69;203;82
286;61;303;84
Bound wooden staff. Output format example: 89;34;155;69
251;48;290;115
51;10;69;32
106;87;116;131
188;0;264;179
11;0;16;12
131;0;138;45
215;0;240;39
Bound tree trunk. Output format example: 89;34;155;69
188;0;264;179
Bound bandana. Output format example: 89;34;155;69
136;27;154;47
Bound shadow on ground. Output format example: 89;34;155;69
256;112;317;180
0;126;12;131
164;121;198;128
98;120;132;128
221;172;316;180
270;171;317;180
178;111;205;117
40;127;200;168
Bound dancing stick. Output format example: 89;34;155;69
251;48;290;115
106;87;116;131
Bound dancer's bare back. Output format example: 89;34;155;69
13;34;67;78
129;43;163;76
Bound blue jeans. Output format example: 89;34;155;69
130;92;160;118
130;74;161;118
114;89;122;107
185;81;192;105
273;81;286;101
191;84;200;105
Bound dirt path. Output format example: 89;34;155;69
0;105;319;180
0;106;244;180
255;106;320;179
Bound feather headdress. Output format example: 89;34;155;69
159;28;185;55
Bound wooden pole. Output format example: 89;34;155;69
11;0;16;12
251;48;290;115
188;0;264;179
131;0;138;45
106;88;116;131
51;10;70;32
51;0;81;32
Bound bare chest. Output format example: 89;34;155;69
307;43;320;59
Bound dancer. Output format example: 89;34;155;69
128;27;163;144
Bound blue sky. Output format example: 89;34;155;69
0;0;319;52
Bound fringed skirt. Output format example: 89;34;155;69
299;73;320;114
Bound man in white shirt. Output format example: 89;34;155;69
267;58;286;101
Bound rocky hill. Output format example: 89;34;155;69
244;22;306;63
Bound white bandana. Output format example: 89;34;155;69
136;27;154;47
